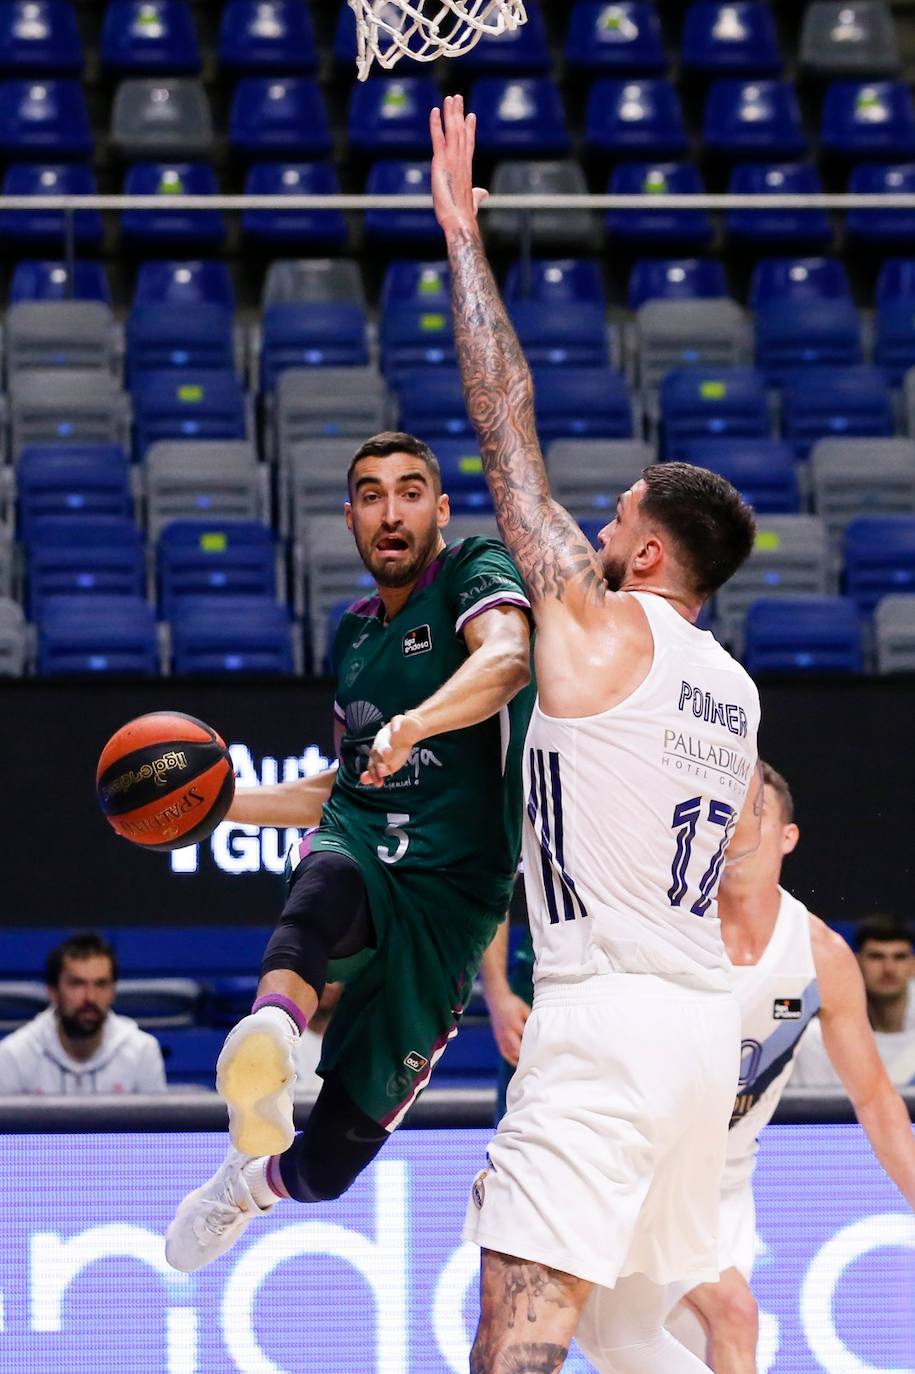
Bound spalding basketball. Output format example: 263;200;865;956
96;711;235;852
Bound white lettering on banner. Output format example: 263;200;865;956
30;1224;194;1374
432;1242;479;1373
221;1161;407;1374
170;743;333;876
799;1213;915;1373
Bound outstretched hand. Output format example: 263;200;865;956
430;93;489;239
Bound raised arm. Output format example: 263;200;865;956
430;96;606;619
812;917;915;1210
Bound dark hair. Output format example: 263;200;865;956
761;760;794;824
854;914;915;952
45;931;118;987
348;431;442;495
639;463;756;600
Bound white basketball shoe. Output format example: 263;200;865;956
216;1005;298;1156
165;1149;273;1273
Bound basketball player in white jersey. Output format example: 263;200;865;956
432;96;762;1374
650;762;915;1374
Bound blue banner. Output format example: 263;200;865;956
0;1125;912;1372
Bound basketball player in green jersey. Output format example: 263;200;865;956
166;430;535;1273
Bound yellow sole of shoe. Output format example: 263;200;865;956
217;1030;294;1158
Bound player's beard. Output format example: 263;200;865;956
601;551;628;592
357;521;441;589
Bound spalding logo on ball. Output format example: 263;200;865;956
96;711;235;853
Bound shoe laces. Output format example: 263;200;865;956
195;1181;249;1241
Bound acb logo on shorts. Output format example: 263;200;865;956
403;1050;428;1072
471;1169;488;1210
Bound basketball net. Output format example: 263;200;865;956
348;0;528;80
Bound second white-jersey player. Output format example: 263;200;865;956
654;763;915;1374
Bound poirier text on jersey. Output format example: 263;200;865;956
678;681;749;738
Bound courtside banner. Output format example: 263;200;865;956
0;1125;911;1372
2;678;914;923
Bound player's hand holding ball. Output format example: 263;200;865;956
361;712;422;787
96;711;235;852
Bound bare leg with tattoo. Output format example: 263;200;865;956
470;1251;590;1374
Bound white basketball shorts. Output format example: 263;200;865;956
463;971;741;1291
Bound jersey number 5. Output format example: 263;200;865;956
378;812;410;865
668;796;736;916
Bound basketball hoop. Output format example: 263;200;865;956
348;0;528;80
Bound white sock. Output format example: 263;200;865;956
242;1156;285;1210
248;1004;301;1041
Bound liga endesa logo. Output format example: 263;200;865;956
168;742;332;875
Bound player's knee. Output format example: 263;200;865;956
702;1275;758;1342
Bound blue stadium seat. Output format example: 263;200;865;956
0;3;83;76
751;258;860;385
433;440;492;512
363;160;440;250
533;367;634;441
471;77;571;157
116;924;268;974
10;260;111;303
726;163;833;252
0;164;103;251
877;258;915;303
821;82;915;161
132;370;247;459
586;78;687;160
660;368;769;461
703;80;808;161
157;521;278;618
155;1027;224;1084
875;258;915;384
844;515;915;613
219;0;318;75
566;2;667;77
606;162;714;250
380;302;455;382
0;79;91;159
845;163;915;249
682;2;781;77
457;0;550;73
748;256;851;308
134;259;234;309
230;77;331;159
26;516;145;617
170;595;294;674
17;445;132;539
241;162;348;252
259;302;370;391
381;260;450;309
348;77;438;159
120;162;226;252
781;366;894;459
504;259;606;307
396;367;472;438
509;301;609;367
628;257;727;309
36;593;159;675
743;596;864;673
101;1;201;76
681;438;800;513
126;302;235;382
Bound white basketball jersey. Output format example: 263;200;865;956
523;591;760;992
724;887;820;1188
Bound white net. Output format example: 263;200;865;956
348;0;528;80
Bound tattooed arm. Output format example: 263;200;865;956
430;96;606;619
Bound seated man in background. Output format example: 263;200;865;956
793;914;915;1087
0;931;166;1095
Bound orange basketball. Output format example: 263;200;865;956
96;711;235;852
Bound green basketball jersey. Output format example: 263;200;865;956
312;537;534;918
